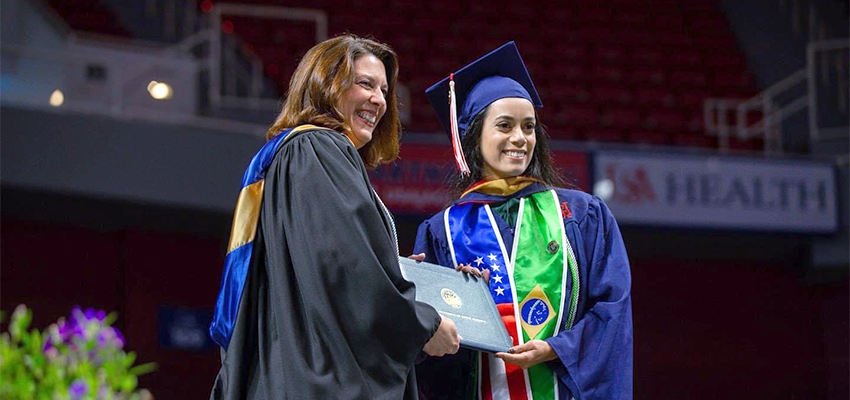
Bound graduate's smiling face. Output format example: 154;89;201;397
478;97;537;180
338;53;388;149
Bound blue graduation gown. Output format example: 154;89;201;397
413;183;633;400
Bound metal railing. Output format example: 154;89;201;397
1;1;332;134
807;38;850;143
704;0;848;154
0;39;267;136
703;39;850;153
208;3;328;110
704;68;808;153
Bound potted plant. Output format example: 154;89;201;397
1;304;156;400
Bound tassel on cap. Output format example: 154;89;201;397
448;73;470;176
424;42;541;175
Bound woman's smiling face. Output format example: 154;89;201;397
478;97;537;180
337;53;388;149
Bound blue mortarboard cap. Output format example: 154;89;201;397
425;41;542;138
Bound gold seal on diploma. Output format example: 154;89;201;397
440;288;462;308
398;257;513;353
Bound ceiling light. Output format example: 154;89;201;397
147;81;173;100
49;89;64;107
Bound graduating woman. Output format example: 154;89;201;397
413;42;633;400
209;35;460;400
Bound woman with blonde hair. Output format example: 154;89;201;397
209;34;460;400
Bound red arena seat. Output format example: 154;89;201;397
150;0;763;150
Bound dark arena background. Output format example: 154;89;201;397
1;0;848;398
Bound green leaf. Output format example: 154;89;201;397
20;333;31;350
120;374;138;391
124;352;137;368
27;329;44;355
128;362;157;376
105;312;118;326
10;305;32;342
16;375;36;398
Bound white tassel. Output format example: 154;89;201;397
449;73;470;176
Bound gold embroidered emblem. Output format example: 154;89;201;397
440;288;462;308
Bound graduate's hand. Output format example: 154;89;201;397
423;315;461;357
455;264;491;283
408;253;426;262
495;340;557;369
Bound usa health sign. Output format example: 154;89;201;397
594;151;838;232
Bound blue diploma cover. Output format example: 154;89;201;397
398;257;513;353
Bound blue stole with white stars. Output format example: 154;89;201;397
444;202;514;304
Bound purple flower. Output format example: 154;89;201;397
58;322;84;344
59;314;84;336
68;306;83;325
97;385;112;400
84;308;107;322
96;330;111;347
112;327;125;348
44;346;59;359
69;379;88;400
93;326;125;349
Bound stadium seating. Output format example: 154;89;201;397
45;0;763;150
43;0;129;37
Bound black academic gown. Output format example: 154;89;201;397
210;128;441;400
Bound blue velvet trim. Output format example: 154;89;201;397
210;128;294;349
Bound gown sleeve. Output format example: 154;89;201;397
413;218;440;263
413;215;455;269
544;196;633;400
252;129;440;399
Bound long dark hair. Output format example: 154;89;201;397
448;105;568;199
